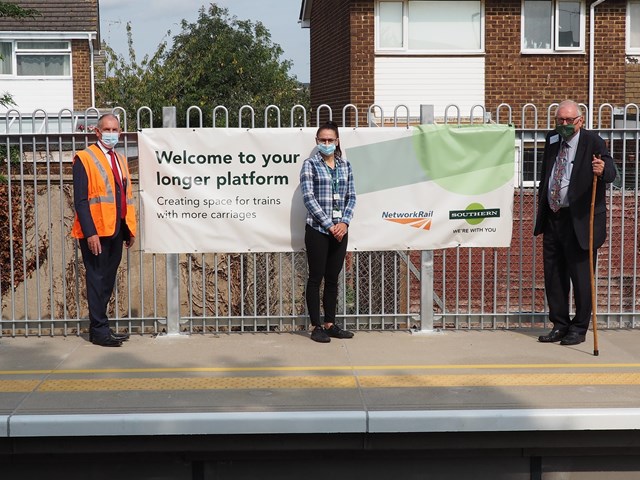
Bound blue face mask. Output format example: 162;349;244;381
101;132;119;149
317;143;336;156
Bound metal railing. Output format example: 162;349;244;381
0;103;638;336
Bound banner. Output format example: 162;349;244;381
138;125;515;253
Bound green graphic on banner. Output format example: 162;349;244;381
348;124;515;195
348;134;426;195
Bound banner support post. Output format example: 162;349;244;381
417;104;436;333
162;106;182;337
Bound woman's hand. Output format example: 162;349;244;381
329;223;348;242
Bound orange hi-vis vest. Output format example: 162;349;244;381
71;144;137;239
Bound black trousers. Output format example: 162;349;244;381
542;209;596;336
304;224;348;327
79;227;124;342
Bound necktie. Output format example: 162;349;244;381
549;141;569;213
109;150;127;218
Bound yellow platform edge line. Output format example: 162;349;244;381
3;373;640;393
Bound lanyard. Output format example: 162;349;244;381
323;160;339;195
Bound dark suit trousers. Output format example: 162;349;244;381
79;227;123;342
542;208;596;336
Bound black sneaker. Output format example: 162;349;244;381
325;324;354;339
310;326;331;343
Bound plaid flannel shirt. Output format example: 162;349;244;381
300;152;356;234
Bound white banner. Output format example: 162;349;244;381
138;125;515;253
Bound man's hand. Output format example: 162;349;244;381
87;235;101;255
592;153;604;177
125;236;135;249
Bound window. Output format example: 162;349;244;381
16;41;71;76
520;144;544;186
0;42;11;74
628;0;640;54
522;0;585;53
377;1;483;53
0;41;71;77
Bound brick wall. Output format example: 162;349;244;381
349;1;375;126
485;0;626;128
309;0;374;126
625;63;640;104
72;39;92;110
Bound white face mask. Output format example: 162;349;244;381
101;132;119;149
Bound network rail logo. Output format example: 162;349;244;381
449;203;500;225
382;210;434;231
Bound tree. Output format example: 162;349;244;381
0;2;38;17
97;4;309;128
0;2;40;107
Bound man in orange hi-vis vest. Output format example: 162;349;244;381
72;113;136;347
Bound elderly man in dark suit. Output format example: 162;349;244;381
534;100;617;346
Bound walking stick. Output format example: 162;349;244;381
589;171;599;356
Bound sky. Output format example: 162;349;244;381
99;0;310;83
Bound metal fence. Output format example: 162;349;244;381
0;103;638;337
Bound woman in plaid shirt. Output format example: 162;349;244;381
300;121;357;343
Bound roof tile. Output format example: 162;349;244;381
0;1;98;33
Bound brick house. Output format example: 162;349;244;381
299;0;639;324
299;0;640;128
0;0;99;115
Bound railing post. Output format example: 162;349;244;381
418;104;435;333
162;106;181;336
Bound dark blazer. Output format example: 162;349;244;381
534;128;616;250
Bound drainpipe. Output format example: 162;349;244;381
87;32;96;109
588;0;607;129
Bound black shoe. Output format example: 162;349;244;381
325;324;354;339
91;337;123;347
90;332;129;342
560;332;586;346
310;326;330;343
538;329;566;343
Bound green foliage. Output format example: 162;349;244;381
0;2;39;18
0;144;20;163
97;4;309;128
0;92;15;108
97;22;169;127
0;2;40;107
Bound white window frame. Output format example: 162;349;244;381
15;40;72;78
628;0;640;55
521;0;586;54
375;0;485;55
0;39;72;78
0;40;16;76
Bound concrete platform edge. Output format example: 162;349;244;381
7;411;367;437
6;408;640;437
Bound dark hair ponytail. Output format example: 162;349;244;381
316;121;342;158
